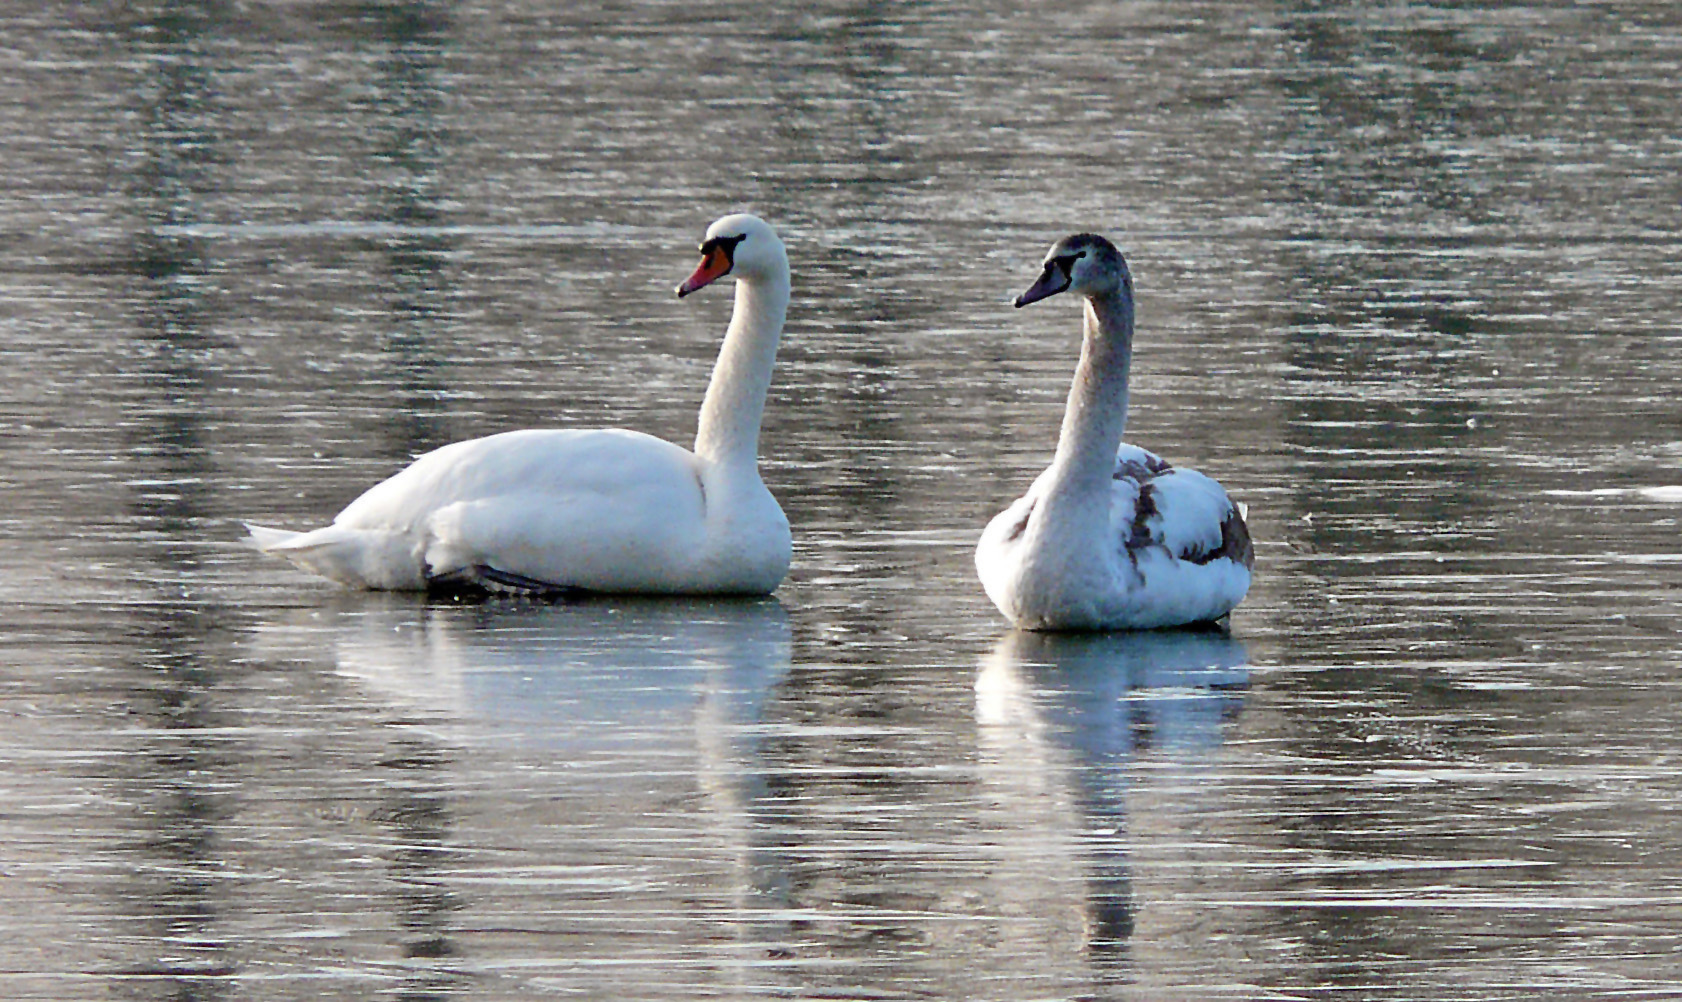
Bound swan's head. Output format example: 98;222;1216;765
1014;233;1131;308
676;213;787;297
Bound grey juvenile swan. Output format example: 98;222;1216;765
975;233;1253;630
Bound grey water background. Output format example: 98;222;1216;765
2;1;1680;999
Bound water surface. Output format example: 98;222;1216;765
2;1;1680;999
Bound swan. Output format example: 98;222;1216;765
245;212;793;596
975;233;1253;631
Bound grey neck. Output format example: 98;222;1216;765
1044;289;1135;497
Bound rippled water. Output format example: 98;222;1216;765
3;2;1681;999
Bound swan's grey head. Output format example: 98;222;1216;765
1014;232;1131;307
677;212;786;297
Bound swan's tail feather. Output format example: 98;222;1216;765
242;521;423;590
244;522;304;551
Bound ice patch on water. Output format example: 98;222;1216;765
1542;486;1682;502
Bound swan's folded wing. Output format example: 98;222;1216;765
1114;466;1251;568
1112;443;1173;482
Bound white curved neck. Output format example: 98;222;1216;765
694;268;789;472
1044;289;1135;500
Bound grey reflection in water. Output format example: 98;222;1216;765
120;0;224;582
113;6;240;999
362;1;457;457
253;595;793;995
975;628;1249;968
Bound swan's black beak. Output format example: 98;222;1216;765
1014;261;1071;308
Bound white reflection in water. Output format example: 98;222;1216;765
285;595;790;739
253;595;795;995
975;628;1248;964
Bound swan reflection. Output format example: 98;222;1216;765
251;594;792;994
975;627;1249;959
309;594;791;743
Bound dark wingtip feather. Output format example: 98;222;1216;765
1217;505;1254;569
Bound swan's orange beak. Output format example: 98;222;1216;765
677;246;732;298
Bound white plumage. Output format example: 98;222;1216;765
247;213;793;596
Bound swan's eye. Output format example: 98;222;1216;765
699;233;748;261
1052;253;1081;274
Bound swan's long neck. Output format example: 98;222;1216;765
694;267;789;473
1044;289;1135;500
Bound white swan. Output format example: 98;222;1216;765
246;212;793;596
976;233;1253;630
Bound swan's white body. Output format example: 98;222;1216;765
247;213;793;596
976;234;1252;631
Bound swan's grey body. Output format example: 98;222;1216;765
976;234;1253;630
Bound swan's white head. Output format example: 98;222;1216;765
676;213;787;298
1014;232;1131;308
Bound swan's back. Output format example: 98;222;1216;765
336;428;700;532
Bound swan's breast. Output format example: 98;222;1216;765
690;468;791;593
978;486;1125;628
